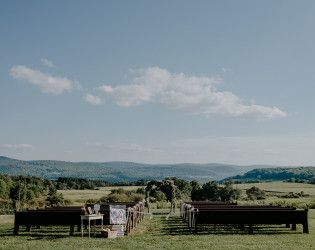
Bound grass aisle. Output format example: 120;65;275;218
0;211;314;249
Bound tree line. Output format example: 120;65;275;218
0;175;243;210
0;175;147;210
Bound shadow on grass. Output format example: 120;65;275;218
0;225;96;239
158;216;304;236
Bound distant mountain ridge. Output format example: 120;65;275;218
0;156;300;182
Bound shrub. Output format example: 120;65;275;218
101;193;130;203
98;196;107;203
136;187;146;194
305;201;315;209
46;193;65;206
64;199;73;205
153;191;167;202
131;193;145;202
0;199;14;209
86;198;97;204
246;186;266;200
270;200;303;208
0;209;14;215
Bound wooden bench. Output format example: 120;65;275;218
180;201;308;234
14;210;84;235
180;200;237;221
14;201;145;236
193;208;309;234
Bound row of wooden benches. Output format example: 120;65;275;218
14;201;145;236
180;201;309;234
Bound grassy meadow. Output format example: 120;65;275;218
234;182;315;206
0;182;314;249
58;186;143;204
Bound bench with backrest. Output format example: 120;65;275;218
180;201;237;221
192;208;309;234
14;210;84;235
14;201;145;236
189;205;297;230
180;201;309;234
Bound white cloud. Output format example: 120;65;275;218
96;67;286;120
40;58;55;68
3;144;34;150
10;65;82;94
83;93;103;105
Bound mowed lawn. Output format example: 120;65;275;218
1;182;314;249
0;210;314;249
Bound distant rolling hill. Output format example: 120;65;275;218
0;156;299;182
221;166;315;182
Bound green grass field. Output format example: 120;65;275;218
234;182;315;206
1;182;314;249
58;186;143;204
1;211;314;249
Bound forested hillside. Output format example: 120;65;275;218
224;167;315;182
0;156;251;182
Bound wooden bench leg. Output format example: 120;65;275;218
26;225;32;232
292;224;296;231
238;224;245;231
248;224;253;234
303;223;309;234
70;225;74;236
14;224;19;235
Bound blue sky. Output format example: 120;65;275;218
1;0;315;165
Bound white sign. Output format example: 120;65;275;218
110;205;126;225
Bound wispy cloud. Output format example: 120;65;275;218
10;65;82;94
95;67;286;120
40;58;55;68
3;144;34;150
83;93;103;105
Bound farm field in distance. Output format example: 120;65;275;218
234;182;315;205
58;186;143;204
0;182;314;249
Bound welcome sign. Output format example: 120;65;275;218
110;205;126;225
